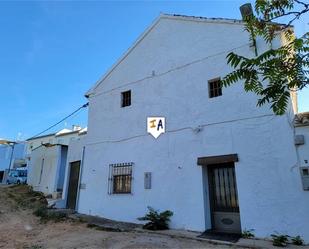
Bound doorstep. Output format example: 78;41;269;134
68;213;309;249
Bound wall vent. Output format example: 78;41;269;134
295;135;305;145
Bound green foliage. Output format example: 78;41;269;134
242;229;255;238
291;235;304;246
271;234;289;247
33;206;48;217
222;0;309;115
138;206;173;230
33;206;68;222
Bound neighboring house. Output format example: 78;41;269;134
64;14;308;241
0;141;27;183
295;112;309;191
26;125;82;156
59;128;87;209
27;126;85;197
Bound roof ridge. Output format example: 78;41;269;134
161;13;244;24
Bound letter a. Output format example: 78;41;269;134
157;119;164;131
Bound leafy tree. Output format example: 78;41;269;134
222;0;309;115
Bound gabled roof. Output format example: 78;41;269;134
85;13;247;98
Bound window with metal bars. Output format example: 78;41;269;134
121;90;131;107
108;163;133;194
208;78;222;98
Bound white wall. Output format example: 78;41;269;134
27;145;63;195
0;143;26;171
296;125;309;168
26;135;55;155
78;16;309;241
61;136;86;208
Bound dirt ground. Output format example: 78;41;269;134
0;185;242;249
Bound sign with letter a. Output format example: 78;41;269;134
147;117;165;139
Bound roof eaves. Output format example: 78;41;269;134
27;133;56;141
161;13;244;25
55;130;80;137
85;13;289;98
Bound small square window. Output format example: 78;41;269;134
108;163;133;194
121;90;131;107
208;78;222;98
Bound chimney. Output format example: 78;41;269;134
240;3;253;20
72;125;81;131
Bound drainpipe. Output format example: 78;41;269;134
8;142;16;173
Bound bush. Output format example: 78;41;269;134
33;206;48;217
291;236;304;246
271;234;289;247
33;206;67;222
138;206;173;230
242;229;255;239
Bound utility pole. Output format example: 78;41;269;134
7;142;16;173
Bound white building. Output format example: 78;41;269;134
64;14;309;241
295;112;309;191
0;140;27;183
27;126;85;197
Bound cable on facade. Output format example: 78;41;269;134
27;102;89;140
86;113;275;146
89;42;251;98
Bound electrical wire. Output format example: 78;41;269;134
27;103;89;140
86;113;275;146
89;42;251;98
25;43;251;141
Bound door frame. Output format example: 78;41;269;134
66;160;81;210
197;154;240;233
207;162;240;232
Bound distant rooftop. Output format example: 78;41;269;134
295;112;309;127
27;125;85;141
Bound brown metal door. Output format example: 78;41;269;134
66;161;81;210
208;163;241;233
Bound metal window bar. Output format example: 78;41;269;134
108;163;134;194
209;79;222;98
212;166;239;212
121;91;131;107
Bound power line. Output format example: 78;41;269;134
90;42;251;98
27;103;89;140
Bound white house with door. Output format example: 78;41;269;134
67;14;309;241
27;126;85;197
59;128;87;209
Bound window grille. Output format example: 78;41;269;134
108;163;133;194
208;78;222;98
121;90;131;107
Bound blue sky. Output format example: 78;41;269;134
0;0;308;140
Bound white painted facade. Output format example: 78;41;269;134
295;113;309;192
0;142;27;171
73;14;308;241
60;134;86;209
26;127;83;156
296;125;309;167
27;144;68;196
27;127;85;196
